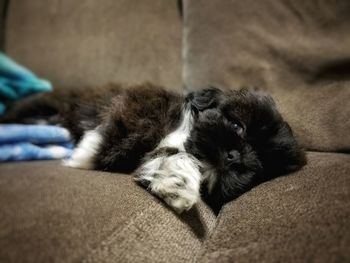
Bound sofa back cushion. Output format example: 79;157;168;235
183;0;350;151
5;0;182;92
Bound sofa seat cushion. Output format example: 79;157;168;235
0;161;216;263
197;152;350;263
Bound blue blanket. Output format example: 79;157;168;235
0;52;52;114
0;124;73;162
0;54;73;162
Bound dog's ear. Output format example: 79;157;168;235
188;88;222;112
257;121;307;178
242;89;306;178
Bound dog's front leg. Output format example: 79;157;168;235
135;151;202;213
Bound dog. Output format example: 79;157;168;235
1;83;306;213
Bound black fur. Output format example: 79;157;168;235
1;83;306;212
185;88;306;212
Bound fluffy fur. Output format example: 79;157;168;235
1;83;306;213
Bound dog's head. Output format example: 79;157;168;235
185;88;306;211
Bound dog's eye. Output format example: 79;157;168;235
232;122;244;135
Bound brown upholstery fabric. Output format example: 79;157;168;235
5;0;182;91
198;152;350;263
0;0;7;50
183;0;350;151
0;161;216;263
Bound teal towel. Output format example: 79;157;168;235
0;53;52;114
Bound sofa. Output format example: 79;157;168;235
0;0;349;262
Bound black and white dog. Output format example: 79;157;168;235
1;83;306;213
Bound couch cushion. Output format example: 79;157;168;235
183;0;350;151
5;0;182;91
0;161;216;263
0;0;7;50
197;152;350;263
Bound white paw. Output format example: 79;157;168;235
62;129;102;170
135;152;202;213
138;173;200;213
162;188;199;213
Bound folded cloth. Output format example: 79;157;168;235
0;52;52;114
0;124;74;162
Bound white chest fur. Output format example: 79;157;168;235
158;108;193;151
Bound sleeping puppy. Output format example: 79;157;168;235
1;83;306;213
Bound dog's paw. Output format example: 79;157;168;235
135;152;202;213
154;175;199;213
163;192;198;214
137;173;199;213
62;129;102;170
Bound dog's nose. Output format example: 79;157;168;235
226;150;240;163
